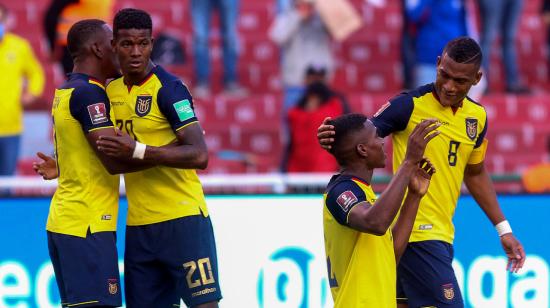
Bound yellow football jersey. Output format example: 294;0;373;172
372;83;488;244
47;74;119;237
0;33;44;136
106;66;208;226
323;175;396;308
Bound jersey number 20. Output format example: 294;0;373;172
183;257;216;288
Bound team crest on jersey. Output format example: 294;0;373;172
108;279;118;295
135;95;152;117
465;118;478;140
336;190;358;211
442;283;455;300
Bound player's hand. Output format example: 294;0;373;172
96;128;137;158
32;152;58;180
404;119;441;164
500;233;526;273
317;117;335;150
408;158;436;196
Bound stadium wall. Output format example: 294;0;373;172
0;195;548;308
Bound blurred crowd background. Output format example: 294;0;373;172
1;0;550;193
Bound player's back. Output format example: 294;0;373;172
47;74;119;238
323;174;396;307
106;66;208;226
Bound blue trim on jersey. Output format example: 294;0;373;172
474;115;488;148
325;175;367;226
154;66;198;131
63;74;113;133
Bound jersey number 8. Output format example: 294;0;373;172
448;141;460;166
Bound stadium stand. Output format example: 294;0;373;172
5;0;550;176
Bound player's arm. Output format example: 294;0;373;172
392;159;435;263
317;94;414;150
96;80;208;169
348;120;440;235
70;85;154;175
464;159;525;272
463;119;525;272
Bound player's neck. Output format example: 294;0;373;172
123;61;155;86
340;165;373;184
72;63;106;84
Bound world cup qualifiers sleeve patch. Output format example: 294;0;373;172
336;190;359;212
173;99;195;122
87;102;108;125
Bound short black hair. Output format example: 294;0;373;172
443;36;483;67
327;113;368;164
67;19;106;60
113;8;152;37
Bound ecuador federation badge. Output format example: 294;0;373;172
135;95;152;117
465;118;478;141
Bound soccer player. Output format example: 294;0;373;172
324;114;438;307
318;37;526;307
95;8;221;307
38;19;133;308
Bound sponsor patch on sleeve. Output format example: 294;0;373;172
336;190;358;212
87;103;108;125
173;99;195;122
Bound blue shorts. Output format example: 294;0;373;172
397;240;464;308
47;230;122;308
124;215;222;307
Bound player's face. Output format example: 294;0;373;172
362;121;386;169
112;28;153;77
434;53;482;108
100;24;120;79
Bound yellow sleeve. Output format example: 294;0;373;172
22;40;45;96
468;138;488;165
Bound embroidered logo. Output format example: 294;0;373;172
442;283;455;300
465;118;478;140
135;95;152;117
108;279;118;295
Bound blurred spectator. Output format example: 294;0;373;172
282;81;343;173
400;0;416;90
478;0;530;93
151;30;186;66
406;0;468;87
269;0;334;112
543;0;550;77
522;136;550;193
305;64;351;114
191;0;247;98
44;0;114;75
0;4;45;175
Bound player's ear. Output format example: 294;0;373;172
91;42;102;59
356;143;368;158
473;70;482;85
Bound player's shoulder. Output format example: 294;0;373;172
106;76;125;92
326;174;365;199
390;83;433;102
464;95;487;114
153;65;188;88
